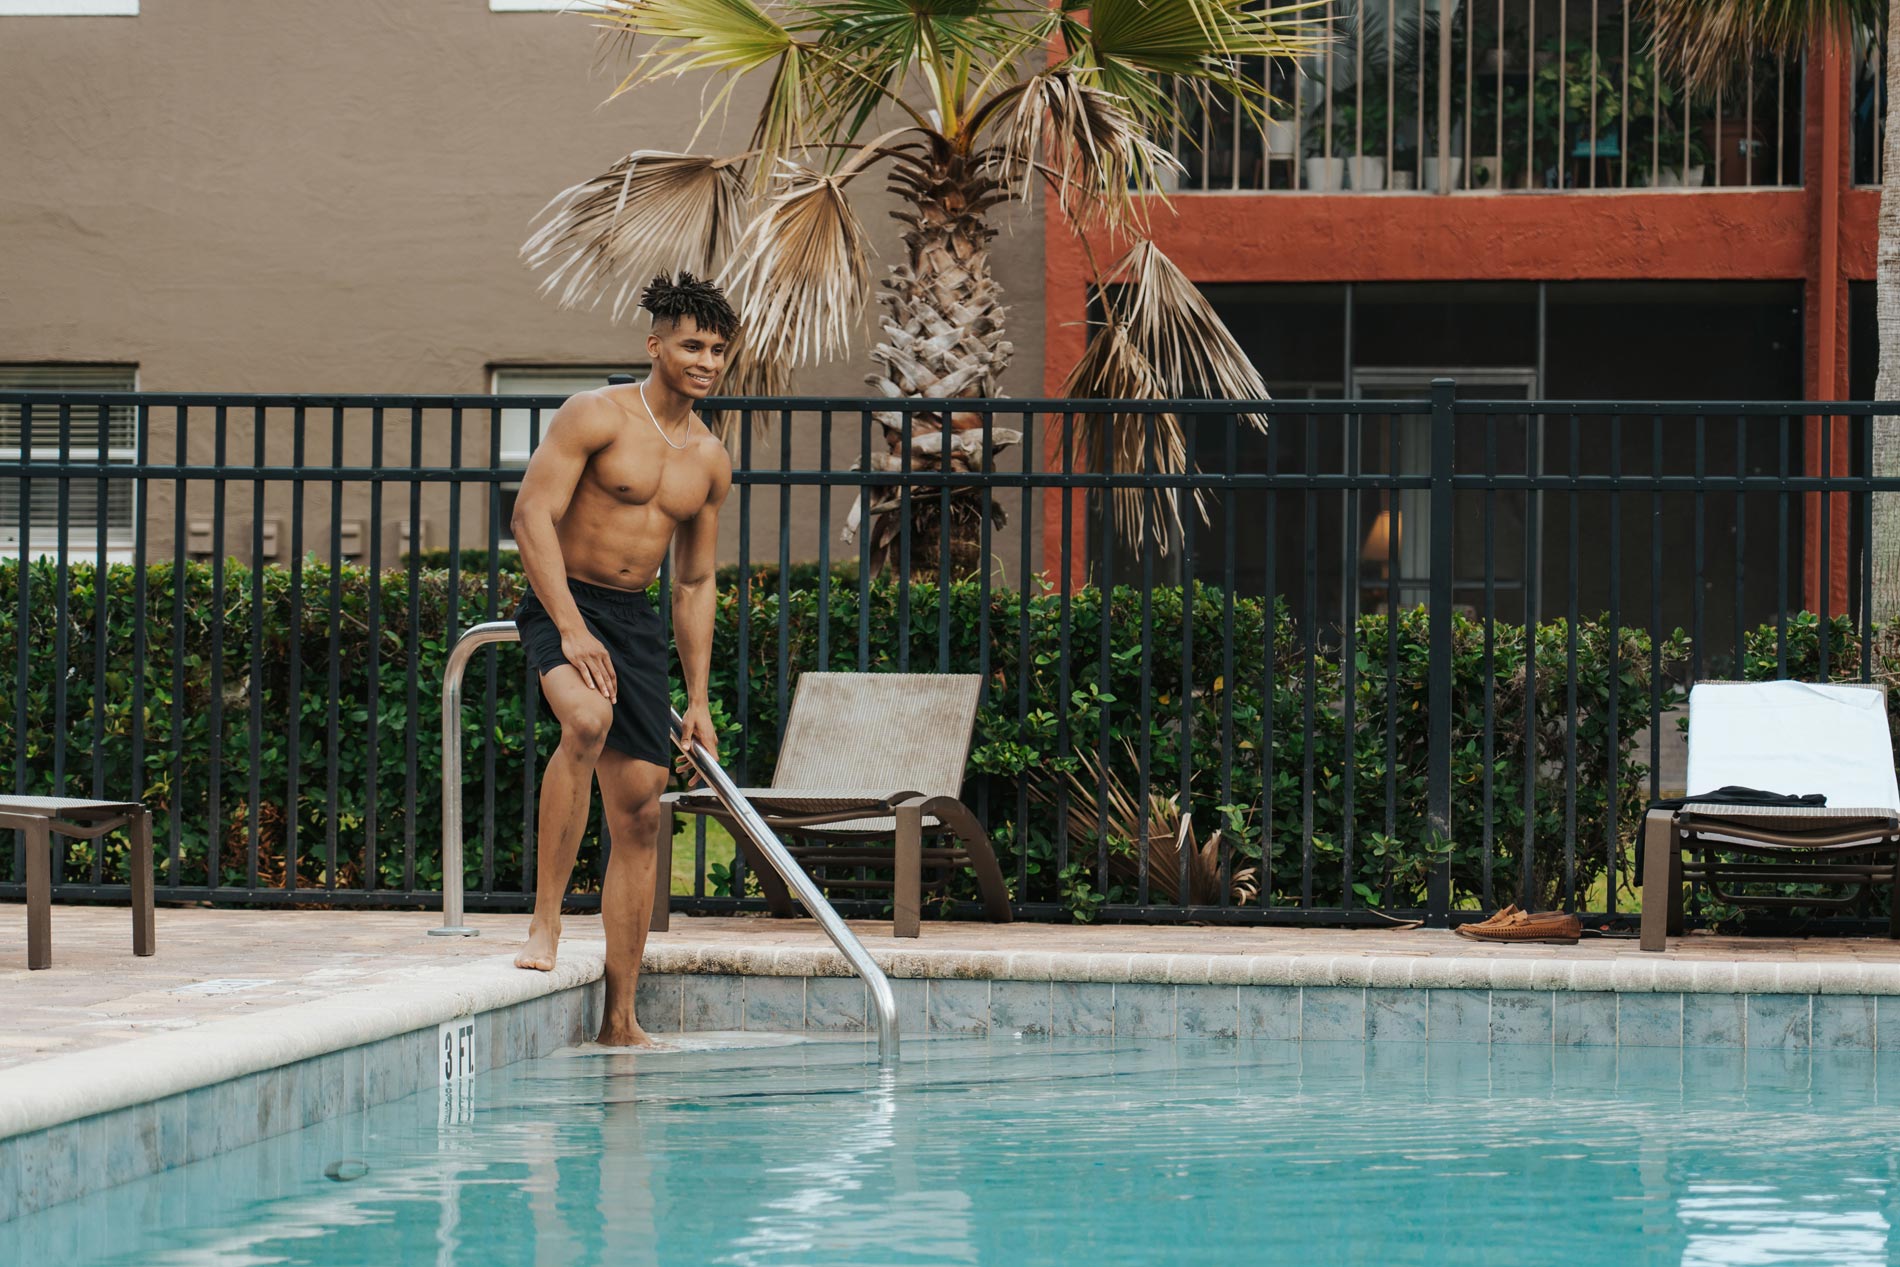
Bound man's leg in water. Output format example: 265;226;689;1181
515;666;612;972
594;748;667;1046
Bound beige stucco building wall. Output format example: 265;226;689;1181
0;0;1046;572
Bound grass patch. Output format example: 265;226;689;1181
671;818;737;896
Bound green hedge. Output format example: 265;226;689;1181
407;547;521;574
407;548;860;596
0;558;1887;918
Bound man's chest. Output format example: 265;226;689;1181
588;436;713;520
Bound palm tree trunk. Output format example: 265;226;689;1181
860;148;1014;581
1872;0;1900;618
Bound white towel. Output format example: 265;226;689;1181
1685;681;1900;813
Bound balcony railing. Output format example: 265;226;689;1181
1171;0;1802;194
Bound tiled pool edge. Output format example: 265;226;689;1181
636;942;1900;1049
638;973;1900;1051
0;949;606;1222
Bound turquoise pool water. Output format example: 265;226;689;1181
10;1034;1900;1265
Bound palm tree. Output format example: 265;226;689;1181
1644;0;1893;614
520;0;1324;578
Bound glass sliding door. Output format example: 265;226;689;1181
1350;368;1538;619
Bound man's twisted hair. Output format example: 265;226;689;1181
640;271;739;339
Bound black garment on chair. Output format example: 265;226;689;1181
1639;787;1827;869
1648;785;1827;811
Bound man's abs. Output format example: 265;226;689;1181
552;484;678;591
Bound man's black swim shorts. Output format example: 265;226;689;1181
515;578;671;767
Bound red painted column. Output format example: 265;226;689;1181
1041;205;1095;589
1804;32;1853;615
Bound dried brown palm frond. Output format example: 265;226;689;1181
1107;240;1271;430
1064;241;1274;546
521;150;748;323
719;160;872;368
1060;316;1189;547
995;68;1182;233
1645;0;1877;94
705;327;791;460
1031;741;1255;906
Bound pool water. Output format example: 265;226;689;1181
11;1034;1900;1265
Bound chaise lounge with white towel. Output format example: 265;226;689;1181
1641;681;1900;951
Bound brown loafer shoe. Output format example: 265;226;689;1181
1457;909;1581;944
1454;905;1521;937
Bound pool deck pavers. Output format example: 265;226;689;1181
10;904;1900;1072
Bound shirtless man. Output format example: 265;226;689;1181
508;272;732;1047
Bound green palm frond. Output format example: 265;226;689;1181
811;0;1033;70
720;162;873;368
594;0;799;88
996;69;1182;231
801;0;1044;134
1060;0;1330;127
1645;0;1879;91
590;0;813;176
520;150;748;322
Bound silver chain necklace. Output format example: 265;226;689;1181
639;378;692;451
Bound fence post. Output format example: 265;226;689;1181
1426;379;1457;927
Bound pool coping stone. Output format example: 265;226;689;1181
0;945;605;1143
642;942;1900;995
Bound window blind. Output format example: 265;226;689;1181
0;364;138;543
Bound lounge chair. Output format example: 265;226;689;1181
2;795;154;969
1640;681;1900;951
658;672;1013;937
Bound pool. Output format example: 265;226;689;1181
8;1034;1900;1265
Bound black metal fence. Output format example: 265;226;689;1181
1;383;1893;930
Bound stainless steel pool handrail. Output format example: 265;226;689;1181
433;620;521;938
666;705;901;1065
436;620;900;1065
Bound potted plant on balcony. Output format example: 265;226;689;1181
1529;37;1623;188
1397;3;1473;190
1303;6;1397;192
1471;77;1540;188
1653;119;1711;187
1467;86;1502;190
1265;110;1301;172
1619;45;1677;187
1330;97;1392;190
1300;109;1348;191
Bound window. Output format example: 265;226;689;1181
0;2;138;13
0;364;139;562
489;366;641;545
1349;368;1537;615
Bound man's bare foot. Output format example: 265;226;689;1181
595;1020;654;1048
514;920;560;972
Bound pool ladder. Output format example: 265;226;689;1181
436;620;901;1065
